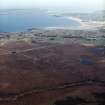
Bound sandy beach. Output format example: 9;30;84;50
45;16;105;30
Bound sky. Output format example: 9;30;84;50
0;0;104;12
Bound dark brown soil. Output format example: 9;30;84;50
0;41;105;105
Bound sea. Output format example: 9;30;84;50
0;9;80;32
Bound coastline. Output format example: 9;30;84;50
45;16;105;30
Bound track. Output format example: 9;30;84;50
0;79;105;101
0;44;59;64
0;44;59;56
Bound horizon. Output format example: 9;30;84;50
0;0;104;13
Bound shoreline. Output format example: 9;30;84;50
66;16;105;29
45;16;105;30
0;16;105;33
0;17;105;33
